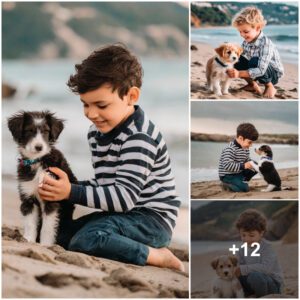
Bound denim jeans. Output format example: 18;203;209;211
239;272;281;297
235;56;279;85
58;207;171;266
220;169;257;192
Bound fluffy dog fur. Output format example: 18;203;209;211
7;110;76;248
206;43;243;96
211;255;244;298
250;145;281;192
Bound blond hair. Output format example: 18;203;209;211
232;6;267;28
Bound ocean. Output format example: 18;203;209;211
2;58;189;206
191;141;298;182
191;24;298;64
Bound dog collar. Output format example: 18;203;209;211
18;158;41;167
261;156;272;161
215;57;228;68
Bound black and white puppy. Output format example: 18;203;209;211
7;110;76;247
250;145;281;192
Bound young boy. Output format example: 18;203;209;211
38;44;184;271
227;6;284;98
235;209;283;297
219;123;258;192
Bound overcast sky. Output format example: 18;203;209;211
191;101;298;135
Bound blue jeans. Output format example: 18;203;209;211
61;208;171;266
220;169;257;192
239;272;281;297
235;56;279;85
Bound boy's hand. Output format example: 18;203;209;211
227;68;240;78
38;167;71;201
235;267;241;277
244;162;253;169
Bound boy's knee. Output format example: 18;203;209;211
237;182;249;192
247;272;265;286
69;229;111;253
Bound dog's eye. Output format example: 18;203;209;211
42;129;50;134
228;264;232;267
227;51;231;55
220;265;223;268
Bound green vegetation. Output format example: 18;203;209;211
191;2;298;26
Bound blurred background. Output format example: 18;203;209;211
191;1;298;63
2;2;189;245
191;101;298;183
191;200;298;298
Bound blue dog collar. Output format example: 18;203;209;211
18;158;41;167
261;156;272;161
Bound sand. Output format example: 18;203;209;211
191;42;298;100
2;178;189;298
191;243;298;298
191;167;298;199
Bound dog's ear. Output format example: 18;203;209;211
7;111;27;141
211;257;219;270
44;111;65;142
214;45;225;57
229;255;238;266
237;46;243;56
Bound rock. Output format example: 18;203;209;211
191;45;198;51
2;83;17;99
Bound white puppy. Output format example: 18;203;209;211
206;43;243;96
211;255;244;298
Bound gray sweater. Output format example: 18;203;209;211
238;238;284;287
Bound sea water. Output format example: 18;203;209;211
191;24;298;64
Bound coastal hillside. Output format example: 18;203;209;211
191;2;298;26
2;2;188;59
191;132;298;145
191;201;298;242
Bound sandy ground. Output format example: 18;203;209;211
2;178;189;298
191;168;298;199
191;243;298;298
191;42;298;100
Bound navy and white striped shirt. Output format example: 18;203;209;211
70;106;180;233
219;140;250;177
241;31;284;79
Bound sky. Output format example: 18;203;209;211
191;101;298;135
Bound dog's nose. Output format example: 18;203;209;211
35;144;43;152
232;56;237;60
224;271;229;276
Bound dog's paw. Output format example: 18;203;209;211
261;189;267;192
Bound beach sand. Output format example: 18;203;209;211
2;178;189;298
191;42;298;100
191;243;298;298
191;167;298;199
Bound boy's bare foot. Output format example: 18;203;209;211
147;247;185;271
263;82;276;98
241;81;262;95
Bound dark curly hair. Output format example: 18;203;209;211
67;44;143;98
236;209;267;232
236;123;259;141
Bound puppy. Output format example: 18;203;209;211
206;43;243;96
211;255;244;298
250;145;281;192
7;110;76;247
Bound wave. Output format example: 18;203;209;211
270;34;298;42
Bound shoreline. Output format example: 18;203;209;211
191;167;298;199
191;42;298;99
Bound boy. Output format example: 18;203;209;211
235;209;283;297
227;7;284;98
219;123;258;192
38;44;184;271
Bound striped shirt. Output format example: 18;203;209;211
242;31;284;79
218;140;250;177
69;106;180;233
